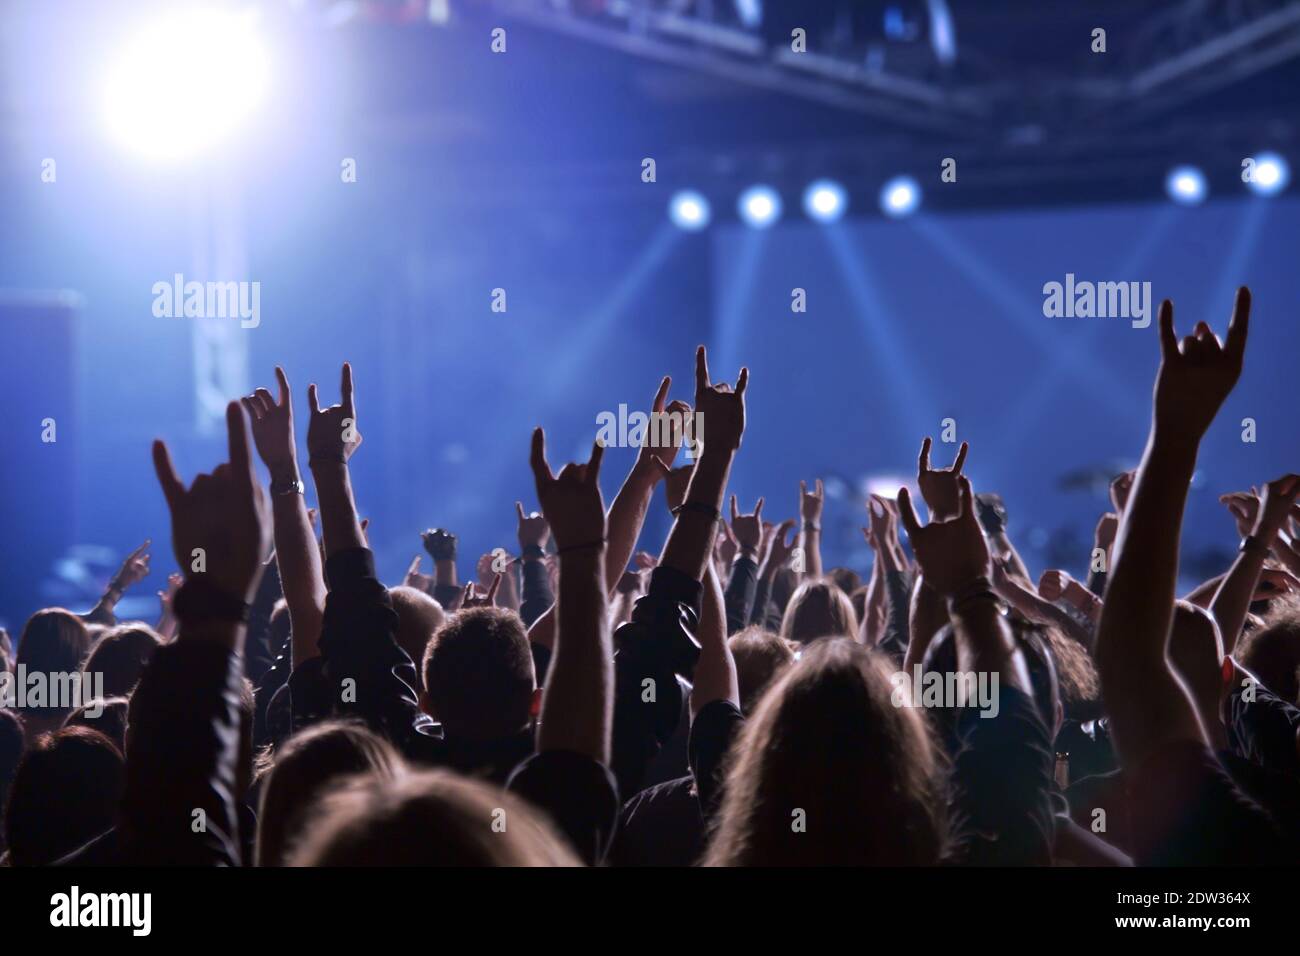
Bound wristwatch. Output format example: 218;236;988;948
271;476;305;496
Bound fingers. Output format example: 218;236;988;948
918;437;932;473
530;427;552;482
341;363;355;414
586;439;605;482
754;496;764;518
652;376;670;414
407;555;421;578
152;439;185;511
275;366;290;407
486;573;502;603
307;383;320;415
226;402;254;481
1158;299;1177;359
516;501;526;522
254;388;275;413
128;539;151;560
695;345;709;393
736;366;749;396
1226;286;1250;361
463;582;475;605
777;518;796;547
815;478;824;498
730;494;739;522
896;486;922;538
952;441;969;474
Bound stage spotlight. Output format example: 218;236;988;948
880;176;921;218
1246;152;1290;196
103;8;270;163
669;191;711;231
1165;166;1207;206
803;179;847;222
738;185;782;229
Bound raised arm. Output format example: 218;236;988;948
82;540;151;625
797;478;824;579
1095;290;1250;769
306;363;366;561
243;366;327;667
1210;474;1300;655
529;429;611;764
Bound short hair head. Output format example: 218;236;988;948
422;607;535;741
728;627;795;714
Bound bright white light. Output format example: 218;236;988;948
803;179;847;222
669;190;711;231
1166;165;1207;206
1246;152;1289;196
103;9;270;163
880;175;921;217
738;185;782;229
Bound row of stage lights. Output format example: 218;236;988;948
670;153;1292;231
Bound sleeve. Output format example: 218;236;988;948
724;556;759;636
317;547;438;752
242;560;282;685
1226;681;1300;778
118;638;245;866
288;656;335;733
945;684;1057;866
688;698;745;823
877;568;914;662
1127;741;1292;865
1086;567;1107;598
610;565;702;799
507;750;620;865
519;556;554;628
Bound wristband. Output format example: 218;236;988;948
557;538;606;555
946;576;999;615
672;502;721;522
173;578;252;625
1239;535;1270;557
521;544;546;560
802;522;821;533
270;476;305;496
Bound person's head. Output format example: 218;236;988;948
388;586;445;687
779;579;858;646
704;638;945;866
1167;601;1225;738
3;726;124;866
64;696;130;753
287;768;581;866
16;610;92;723
83;625;162;698
421;607;536;741
256;720;402;866
827;567;862;597
1238;612;1300;705
728;627;795;714
1035;624;1101;722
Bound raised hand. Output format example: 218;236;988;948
422;528;458;562
529;428;606;550
897;476;989;598
111;540;152;592
864;494;894;549
1153;288;1250;445
306;362;362;463
243;366;299;482
764;518;798;572
462;574;501;609
516;501;551;551
916;436;969;521
152;402;271;603
403;555;434;592
729;494;765;555
635;377;688;480
799;479;824;524
633;550;658;572
1095;512;1119;552
1254;474;1300;542
1220;489;1261;539
693;346;748;454
1037;568;1072;603
715;523;739;568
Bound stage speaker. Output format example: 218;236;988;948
0;292;80;632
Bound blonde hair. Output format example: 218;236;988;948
779;579;859;646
